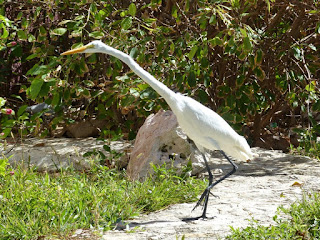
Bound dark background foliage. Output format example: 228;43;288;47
0;0;319;155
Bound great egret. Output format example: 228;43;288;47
61;40;253;220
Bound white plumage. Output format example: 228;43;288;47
61;40;253;220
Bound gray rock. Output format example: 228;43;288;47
26;103;53;114
1;138;131;172
127;110;211;180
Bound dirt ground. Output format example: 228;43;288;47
101;148;320;240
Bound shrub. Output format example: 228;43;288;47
0;0;319;151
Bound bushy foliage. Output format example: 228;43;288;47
0;0;319;153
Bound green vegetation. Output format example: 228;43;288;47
0;156;205;239
0;0;319;155
227;193;320;239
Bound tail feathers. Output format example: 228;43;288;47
233;136;254;161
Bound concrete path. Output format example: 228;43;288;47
102;148;320;239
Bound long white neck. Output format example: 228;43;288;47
99;44;177;109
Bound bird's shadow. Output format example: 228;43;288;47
206;148;317;178
114;220;178;230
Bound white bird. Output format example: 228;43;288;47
61;40;253;220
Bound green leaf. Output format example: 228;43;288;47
21;17;28;28
18;30;28;40
97;103;107;116
121;95;135;107
103;145;111;152
89;31;104;39
120;11;127;18
254;66;265;80
188;45;198;59
236;75;245;86
316;22;320;34
198;89;208;103
308;44;316;51
130;88;139;97
200;57;209;68
198;14;207;30
0;23;9;39
248;54;255;68
0;97;6;107
0;127;12;139
30;78;44;99
240;28;247;37
209;15;216;25
58;19;74;25
188;71;196;87
51;93;61;107
71;42;84;50
75;15;85;21
38;82;51;97
28;34;36;42
0;158;9;176
117;75;130;82
243;37;252;51
172;5;178;19
221;112;235;123
39;26;47;36
27;64;49;76
82;89;90;97
16;12;23;20
312;99;320;111
51;28;67;36
130;47;138;58
18;105;28;117
292;47;301;60
90;2;97;13
227;36;235;47
11;45;23;57
128;3;137;17
238;52;247;60
26;53;39;60
305;81;316;92
64;89;70;101
70;29;82;38
255;49;263;65
209;37;223;47
121;17;132;30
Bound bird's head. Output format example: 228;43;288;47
61;40;104;55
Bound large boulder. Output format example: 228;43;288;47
127;110;211;180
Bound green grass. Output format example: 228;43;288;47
227;193;320;239
2;155;320;240
0;159;206;239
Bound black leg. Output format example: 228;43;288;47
191;152;213;212
182;150;238;221
206;151;238;190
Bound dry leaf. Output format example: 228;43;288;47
292;181;303;187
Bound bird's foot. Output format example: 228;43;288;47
184;186;218;222
192;188;211;211
209;192;220;199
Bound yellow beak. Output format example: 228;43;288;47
61;45;88;55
